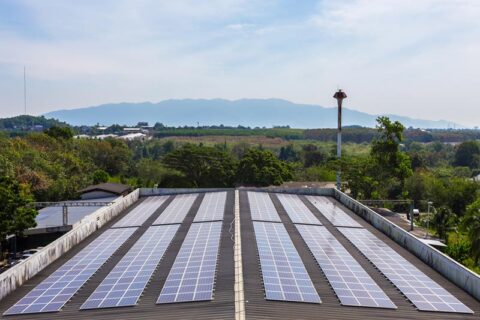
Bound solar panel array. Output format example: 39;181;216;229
338;228;474;314
247;191;281;222
4;228;136;315
253;221;321;303
193;192;227;222
276;194;321;225
81;225;179;310
157;222;222;303
305;196;362;228
112;196;168;228
153;194;198;225
296;225;396;309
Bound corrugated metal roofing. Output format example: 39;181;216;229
0;190;479;320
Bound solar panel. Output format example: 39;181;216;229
81;225;179;310
276;194;321;225
253;221;321;303
112;196;169;228
193;192;227;222
157;221;222;303
305;196;362;228
338;228;474;314
4;228;136;315
296;225;396;309
247;191;281;222
152;194;198;225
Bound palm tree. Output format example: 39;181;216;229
429;206;457;243
462;199;480;265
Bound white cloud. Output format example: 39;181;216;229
0;0;479;127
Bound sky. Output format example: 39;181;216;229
0;0;479;127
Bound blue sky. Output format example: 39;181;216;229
0;0;479;127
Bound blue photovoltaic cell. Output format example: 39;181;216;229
193;192;227;222
247;192;281;222
276;194;321;225
253;221;321;304
112;196;169;228
338;228;474;314
3;228;136;315
305;196;362;228
81;225;179;309
157;222;222;303
152;194;198;225
296;225;396;309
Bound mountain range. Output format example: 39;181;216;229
44;99;461;128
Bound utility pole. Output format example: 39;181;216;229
334;89;347;190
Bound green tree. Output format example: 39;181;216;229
279;144;299;162
339;156;379;199
44;126;74;140
340;117;412;199
371;117;412;184
236;149;292;186
454;141;480;169
430;206;457;243
162;144;237;187
92;169;110;184
462;199;480;264
0;177;38;245
136;159;170;187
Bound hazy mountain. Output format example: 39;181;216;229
44;99;461;128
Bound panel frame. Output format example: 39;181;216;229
4;228;136;315
157;221;223;304
305;196;362;228
112;196;169;228
338;227;474;314
296;224;396;309
276;194;321;225
253;221;321;304
81;224;179;310
193;192;227;222
247;191;281;222
152;194;198;225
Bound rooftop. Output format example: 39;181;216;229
0;190;479;319
78;183;132;196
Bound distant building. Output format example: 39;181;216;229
118;133;147;141
96;134;118;139
78;182;131;200
123;127;143;133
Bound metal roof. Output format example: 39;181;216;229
78;183;132;195
1;190;479;319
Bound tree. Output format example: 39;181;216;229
279;144;299;162
0;177;38;244
340;117;412;199
44;126;74;140
136;159;170;187
236;149;292;186
454;141;480;169
430;206;457;243
162;144;237;187
92;169;110;184
370;117;412;197
462;199;480;264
